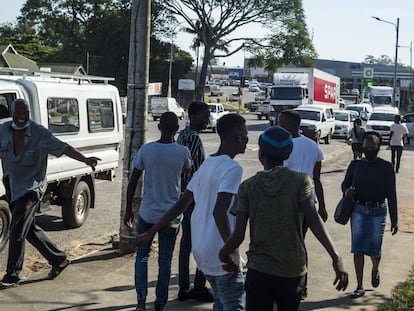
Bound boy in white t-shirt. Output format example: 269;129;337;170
278;109;327;299
389;115;409;173
136;114;248;311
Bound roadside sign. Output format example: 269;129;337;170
178;79;195;91
363;68;374;79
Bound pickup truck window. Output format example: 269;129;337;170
87;99;115;132
48;97;80;134
0;93;17;119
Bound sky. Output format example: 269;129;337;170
1;0;414;67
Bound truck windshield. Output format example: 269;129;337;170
334;112;349;121
270;87;303;100
369;113;396;121
373;96;391;105
296;110;320;121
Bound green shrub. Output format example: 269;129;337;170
380;267;414;310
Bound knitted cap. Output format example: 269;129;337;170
259;126;293;159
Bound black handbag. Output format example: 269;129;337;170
335;162;359;225
334;196;355;225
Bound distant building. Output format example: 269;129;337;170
0;44;39;71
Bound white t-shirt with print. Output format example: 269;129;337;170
187;155;243;276
390;123;409;146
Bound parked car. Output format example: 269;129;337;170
210;84;223;96
229;92;240;102
256;101;271;120
207;103;229;132
248;84;260;92
402;113;414;140
295;104;335;144
366;106;400;141
345;103;373;120
333;110;354;139
244;101;260;112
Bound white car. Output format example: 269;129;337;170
366;107;399;141
229;92;240;102
345;103;373;120
402;113;414;139
248;84;261;92
334;110;354;139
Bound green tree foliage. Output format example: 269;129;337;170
364;54;393;65
246;0;317;73
157;0;316;100
0;0;193;96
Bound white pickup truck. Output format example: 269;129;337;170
0;68;124;252
207;103;228;132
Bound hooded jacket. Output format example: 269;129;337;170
231;166;313;278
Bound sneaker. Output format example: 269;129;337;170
135;300;146;311
0;276;20;289
301;287;308;300
178;288;192;301
48;258;70;279
190;287;214;302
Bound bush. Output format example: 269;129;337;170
380;267;414;310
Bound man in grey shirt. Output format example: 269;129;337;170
0;99;100;289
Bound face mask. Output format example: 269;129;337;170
11;121;30;131
363;149;379;161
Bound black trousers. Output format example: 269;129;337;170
391;146;403;172
178;201;206;289
245;269;305;311
6;192;66;281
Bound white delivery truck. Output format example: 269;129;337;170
0;68;124;252
150;97;185;121
367;86;393;107
268;67;340;125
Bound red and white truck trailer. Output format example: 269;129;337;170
269;67;340;125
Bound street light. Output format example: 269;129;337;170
372;16;400;108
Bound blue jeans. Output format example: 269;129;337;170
205;272;245;311
135;216;179;306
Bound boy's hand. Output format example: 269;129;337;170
84;157;101;171
135;232;153;246
332;256;348;291
124;209;134;228
219;250;240;278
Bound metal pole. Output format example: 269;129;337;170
393;18;399;108
167;32;174;98
86;51;90;74
410;41;413;102
119;0;151;253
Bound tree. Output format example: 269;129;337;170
364;54;393;65
8;0;193;96
156;0;314;100
246;0;317;73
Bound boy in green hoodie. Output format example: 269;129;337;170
219;125;348;311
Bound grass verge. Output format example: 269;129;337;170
380;266;414;310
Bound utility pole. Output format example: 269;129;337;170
119;0;151;253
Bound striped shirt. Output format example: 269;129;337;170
177;127;205;191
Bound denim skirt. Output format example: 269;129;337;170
350;203;387;257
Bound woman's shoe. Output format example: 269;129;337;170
350;288;365;299
372;271;380;288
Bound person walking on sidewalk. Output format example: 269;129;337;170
278;109;327;299
341;131;398;299
124;112;192;311
176;102;213;302
136;114;248;311
351;118;365;160
389;115;409;173
219;126;348;311
0;99;100;289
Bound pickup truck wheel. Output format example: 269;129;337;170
324;131;332;144
62;181;91;228
265;115;269;120
257;115;262;120
212;127;217;133
153;116;157;121
0;201;11;253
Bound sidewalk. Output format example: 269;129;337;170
0;145;413;311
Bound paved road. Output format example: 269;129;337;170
1;113;413;311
